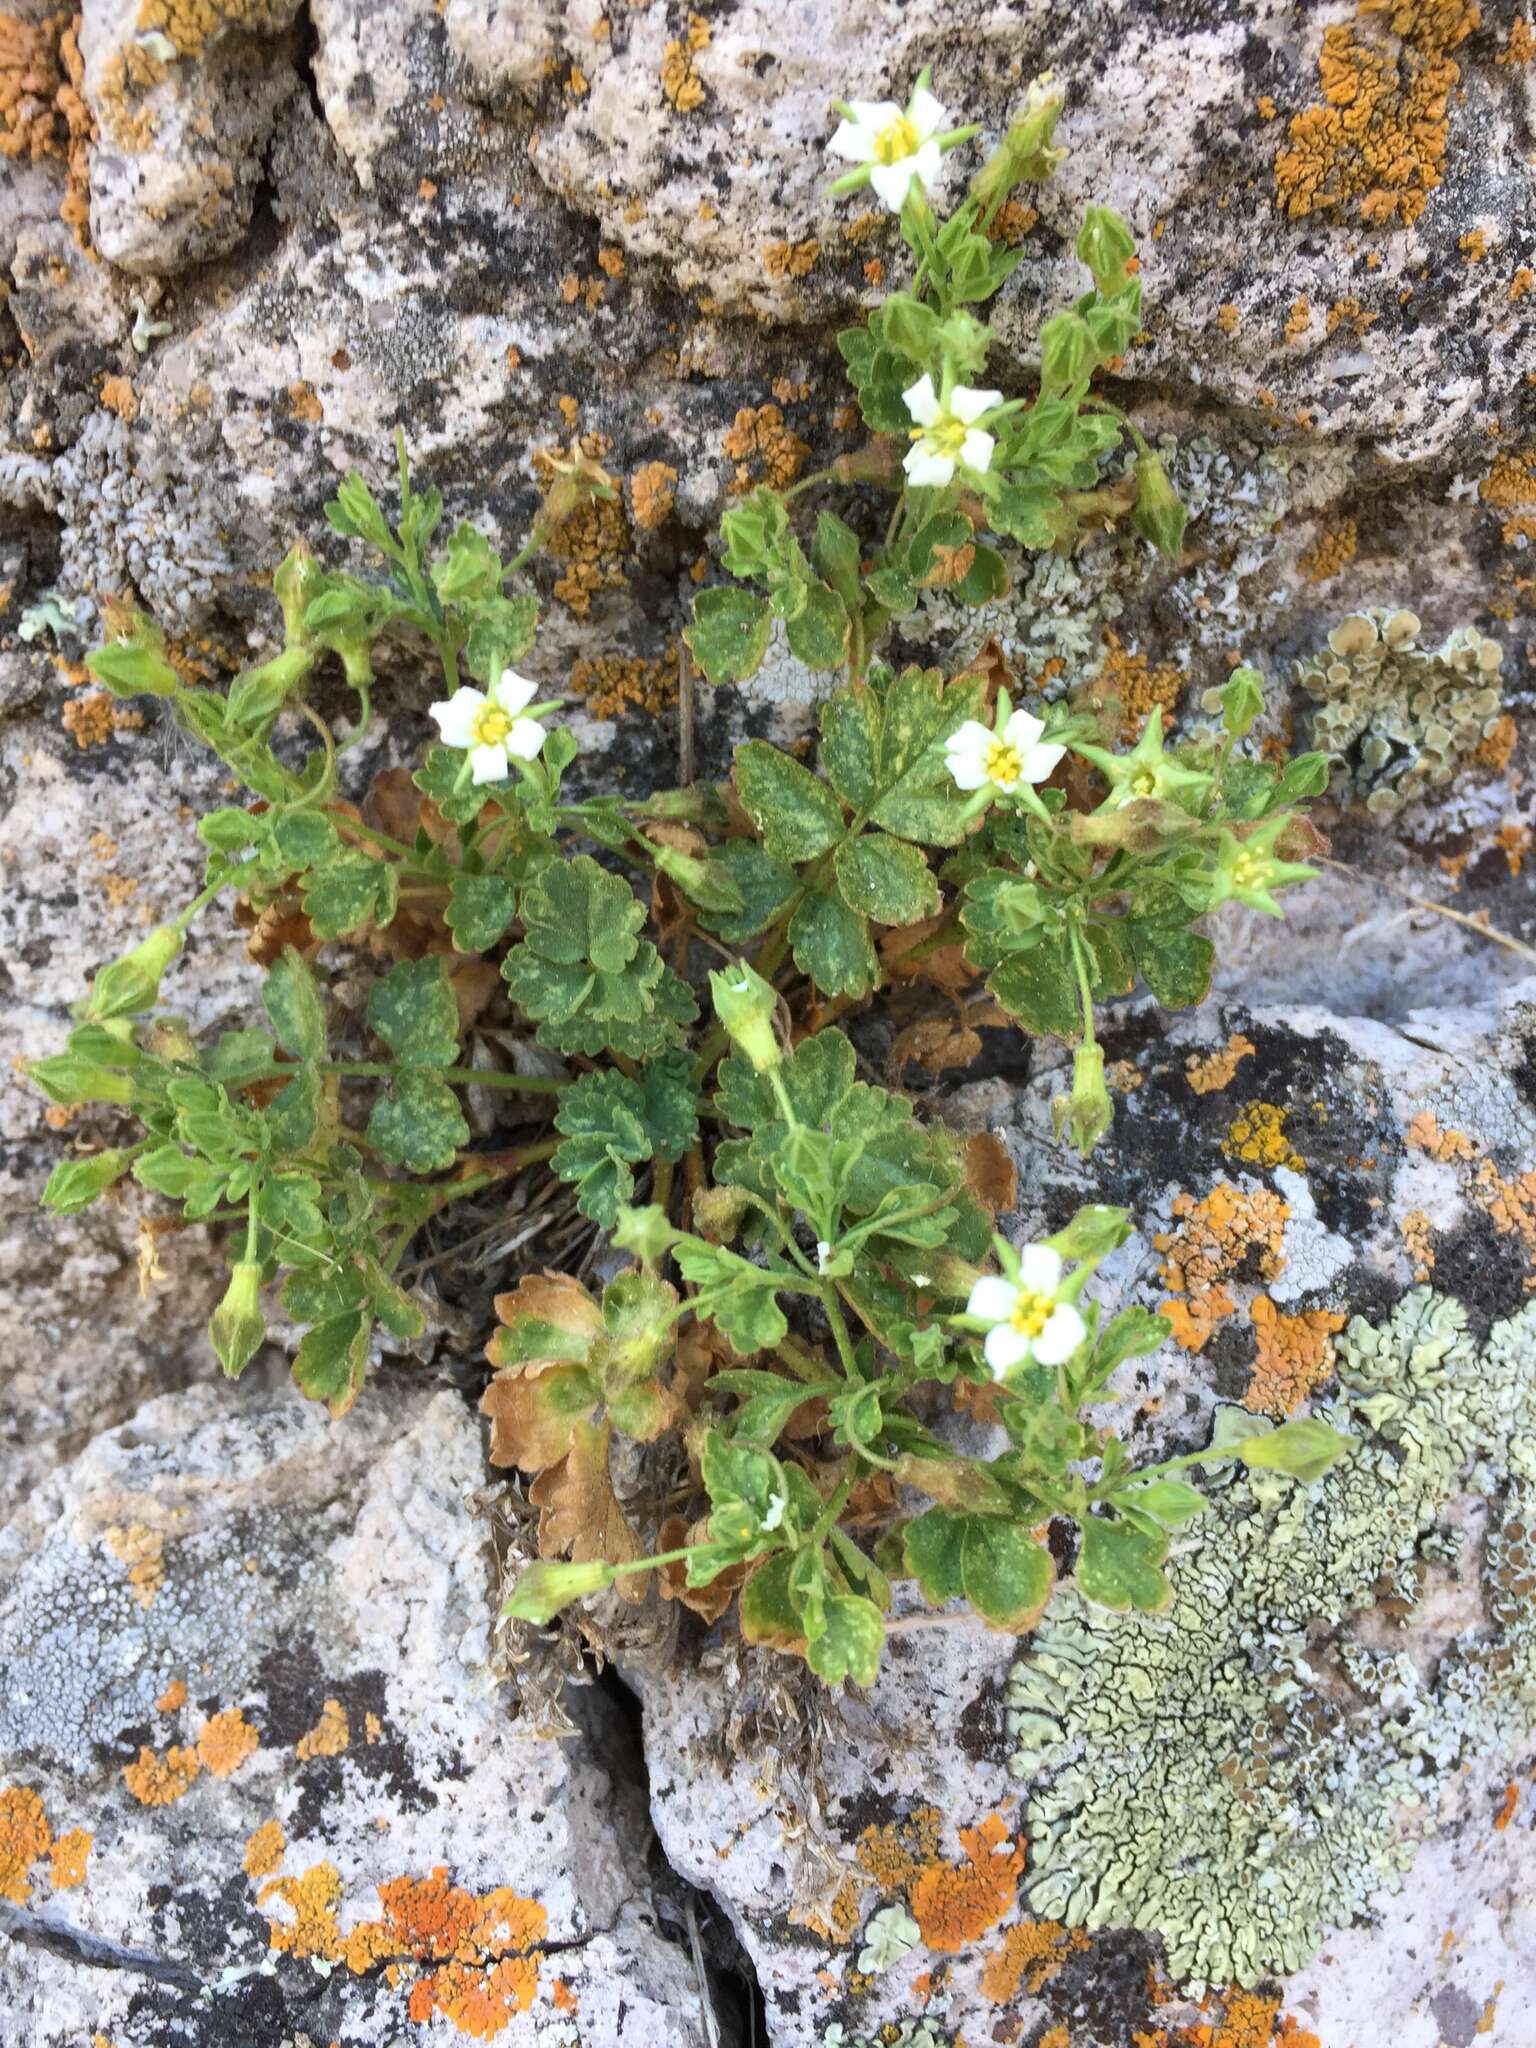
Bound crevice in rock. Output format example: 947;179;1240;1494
591;1662;765;2048
0;1903;202;1989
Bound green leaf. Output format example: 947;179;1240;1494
991;480;1060;549
698;1430;795;1560
833;833;940;927
366;1070;469;1172
812;511;863;611
713;1368;835;1445
552;1071;652;1227
904;1506;967;1603
820;666;987;846
432;520;501;604
987;928;1080;1036
292;1311;372;1413
326;472;395;552
1218;666;1265;739
954;545;1010;608
302;857;399;940
961;1517;1055;1631
1076;1515;1172;1613
700;840;799;944
784;580;851;671
1120;1478;1208;1528
672;1240;790;1354
636;1049;699;1161
740;1552;807;1650
463;593;539;684
368;957;460;1068
414;745;494;827
263;947;326;1061
42;1147;138;1215
805;1593;884;1688
685;587;774;685
1128;918;1214;1009
788;888;879;999
733;741;847;865
447;873;518;953
264;1066;322;1152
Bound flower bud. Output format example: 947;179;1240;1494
969;73;1066;208
273;541;323;644
1237;1416;1350;1484
42;1147;138;1215
209;1262;267;1380
1131;452;1188;559
1052;1041;1114;1156
709;963;782;1073
502;1557;615;1625
82;925;184;1022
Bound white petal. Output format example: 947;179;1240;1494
903;373;940;426
1017;1243;1063;1295
950;385;1004;424
469;742;510;785
847;98;902;128
504;717;546;761
1003;708;1046;755
903;444;954;488
869;158;916;212
828;117;878;163
968;1275;1020;1324
908;86;947;140
1033;1303;1086;1366
1022;741;1066;783
958;427;996;474
492;670;539;715
431;687;488;748
985;1323;1031;1376
907;139;943;193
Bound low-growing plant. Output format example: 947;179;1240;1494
31;77;1343;1685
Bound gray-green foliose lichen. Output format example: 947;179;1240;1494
1007;1288;1536;1988
1296;607;1505;815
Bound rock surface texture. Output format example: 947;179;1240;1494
4;2;1536;2046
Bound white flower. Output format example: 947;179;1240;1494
902;374;1003;488
429;671;546;785
967;1246;1086;1379
761;1490;788;1532
945;707;1065;796
827;85;948;213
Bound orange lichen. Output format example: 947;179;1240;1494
908;1813;1025;1954
1224;1101;1304;1173
295;1697;349;1760
629;458;677;531
661;15;708;111
286;378;323;422
722;403;810;494
1277;296;1318;339
1157;1183;1291;1353
1472;1157;1536;1285
1402;1205;1435;1279
62;689;142;750
1256;92;1278;119
48;1828;92;1890
1460;227;1487;262
0;11;93;247
1499;14;1535;59
763;237;819;280
1275;1;1477;228
1299;519;1358;582
1246;1294;1346;1414
1217;303;1240;333
259;1861;548;2038
1092;628;1185;743
1496;822;1531;876
1326;296;1378;337
122;1744;202;1807
104;1522;165;1607
156;1677;187;1713
244;1818;286;1879
1185;1033;1256;1096
1405;1109;1476;1161
99;375;138;423
1474;712;1518;771
855;1804;942;1892
987;198;1037;244
196;1707;259;1778
569;651;678;718
0;1785;52;1904
979;1918;1090;2000
1478;447;1536;544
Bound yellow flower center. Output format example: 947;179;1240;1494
911;412;967;457
873;112;920;164
1230;850;1266;889
1009;1290;1052;1338
985;738;1023;788
469;704;513;748
1130;767;1158;797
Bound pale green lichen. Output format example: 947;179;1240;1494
1296;608;1505;815
1008;1289;1536;1987
855;1900;920;1975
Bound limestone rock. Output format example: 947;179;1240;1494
0;1378;710;2046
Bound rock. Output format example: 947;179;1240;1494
629;981;1536;2047
0;1378;711;2046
